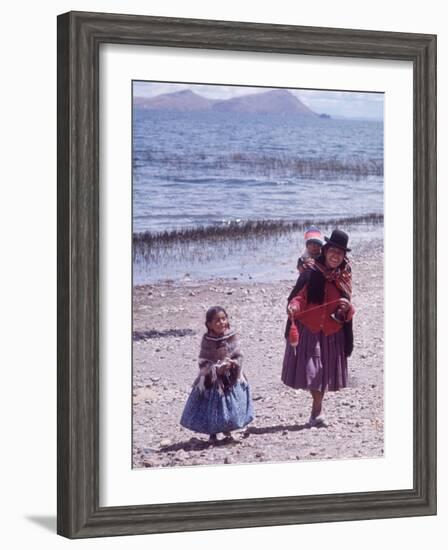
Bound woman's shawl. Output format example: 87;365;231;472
194;330;244;393
311;258;352;299
285;264;354;357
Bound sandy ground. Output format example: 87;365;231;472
132;242;383;468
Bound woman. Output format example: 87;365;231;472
281;229;354;427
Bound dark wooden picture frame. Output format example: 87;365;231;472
57;10;437;539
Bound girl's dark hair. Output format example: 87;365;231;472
205;306;228;329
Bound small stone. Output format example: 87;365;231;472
134;387;157;403
159;438;172;447
224;457;233;464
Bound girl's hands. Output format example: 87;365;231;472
217;359;235;375
216;364;227;376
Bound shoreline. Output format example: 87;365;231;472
133;221;383;285
132;239;384;468
133;214;383;242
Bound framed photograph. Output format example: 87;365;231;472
57;11;437;538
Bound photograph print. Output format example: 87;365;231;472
132;81;384;469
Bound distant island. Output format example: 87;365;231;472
134;89;324;117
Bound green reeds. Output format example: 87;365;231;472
133;214;383;250
133;152;383;179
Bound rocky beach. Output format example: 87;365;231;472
132;238;384;469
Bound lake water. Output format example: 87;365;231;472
132;109;383;283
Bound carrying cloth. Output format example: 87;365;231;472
284;260;354;357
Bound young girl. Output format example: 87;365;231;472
180;306;254;443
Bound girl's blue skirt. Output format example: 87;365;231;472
180;381;254;435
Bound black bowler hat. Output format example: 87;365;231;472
324;229;351;252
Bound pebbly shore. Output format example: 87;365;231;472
132;241;383;469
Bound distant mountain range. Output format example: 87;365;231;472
134;89;327;117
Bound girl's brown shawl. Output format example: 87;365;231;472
194;330;245;393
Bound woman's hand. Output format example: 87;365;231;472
338;298;350;313
287;303;300;316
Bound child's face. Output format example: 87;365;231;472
306;242;321;256
207;311;228;336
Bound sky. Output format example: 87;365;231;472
133;81;384;121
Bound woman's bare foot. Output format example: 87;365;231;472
307;414;329;428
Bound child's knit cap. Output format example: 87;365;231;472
304;226;323;246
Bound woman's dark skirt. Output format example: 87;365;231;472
281;324;348;391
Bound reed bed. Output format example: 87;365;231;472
134;214;383;249
132;215;383;273
133;152;383;179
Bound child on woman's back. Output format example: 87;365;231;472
180;306;254;443
297;226;323;274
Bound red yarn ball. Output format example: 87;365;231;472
289;322;299;347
